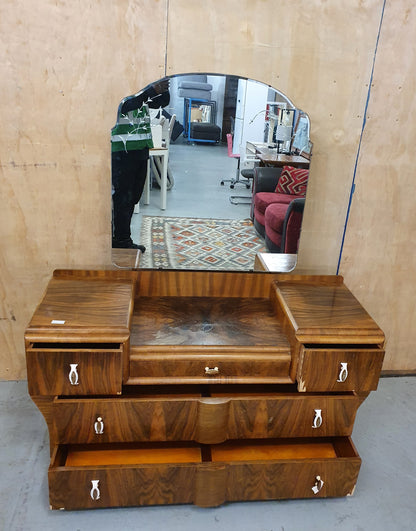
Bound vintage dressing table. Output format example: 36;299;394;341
25;73;384;510
25;268;384;510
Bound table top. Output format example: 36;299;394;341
247;142;310;169
258;152;310;168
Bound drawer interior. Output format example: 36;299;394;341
211;440;337;461
64;443;202;466
53;437;357;468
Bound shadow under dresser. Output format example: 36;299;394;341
25;269;384;510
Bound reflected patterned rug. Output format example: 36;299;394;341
139;216;267;270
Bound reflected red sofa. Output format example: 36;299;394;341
251;166;308;253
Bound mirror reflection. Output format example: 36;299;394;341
111;73;312;271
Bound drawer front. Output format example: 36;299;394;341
226;395;360;440
129;352;291;384
49;460;197;510
48;438;360;509
52;393;359;445
297;347;385;392
27;348;123;396
53;398;199;443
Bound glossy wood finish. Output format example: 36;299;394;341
130;296;289;347
51;387;360;445
25;270;384;509
129;291;292;384
26;346;123;396
134;270;281;298
48;437;360;509
274;280;385;344
128;348;292;385
298;347;385;392
25;278;134;344
49;444;198;510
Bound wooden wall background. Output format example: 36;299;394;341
0;0;413;378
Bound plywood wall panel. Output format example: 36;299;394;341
340;1;416;371
166;0;384;273
3;0;408;379
0;0;167;379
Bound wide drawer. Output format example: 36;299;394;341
48;437;361;509
52;386;360;444
128;347;292;385
297;346;385;392
26;343;123;396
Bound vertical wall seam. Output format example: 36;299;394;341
336;0;387;274
164;0;169;76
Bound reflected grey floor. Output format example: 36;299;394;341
130;139;253;242
1;377;415;531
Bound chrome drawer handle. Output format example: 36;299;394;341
68;364;79;386
94;417;104;435
337;362;348;382
204;366;219;376
312;475;324;494
90;480;100;500
312;409;322;429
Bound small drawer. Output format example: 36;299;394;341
52;389;360;445
48;437;361;509
26;343;123;396
129;348;292;385
297;346;385;392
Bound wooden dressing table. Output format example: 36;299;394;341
25;269;384;510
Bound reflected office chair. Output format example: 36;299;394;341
220;133;251;190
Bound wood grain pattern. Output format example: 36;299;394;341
2;0;411;379
53;396;199;444
26;348;123;396
274;281;385;344
49;445;197;510
129;292;292;384
134;270;281;298
50;390;360;444
298;347;385;392
25;278;134;343
130;296;289;346
48;437;361;509
339;1;416;372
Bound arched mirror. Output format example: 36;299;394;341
111;73;312;271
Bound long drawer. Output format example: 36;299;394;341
26;343;123;396
297;346;385;392
128;347;292;385
52;387;361;444
48;437;361;510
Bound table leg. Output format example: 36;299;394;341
160;152;167;210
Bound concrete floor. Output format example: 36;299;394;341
1;377;415;531
130;139;253;240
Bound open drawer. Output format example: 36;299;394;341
51;385;361;445
48;437;361;510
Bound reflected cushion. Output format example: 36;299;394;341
254;192;295;216
275;166;308;196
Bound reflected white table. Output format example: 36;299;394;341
143;147;168;210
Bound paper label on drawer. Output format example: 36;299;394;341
51;320;66;324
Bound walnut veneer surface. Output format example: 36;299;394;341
25;270;384;510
